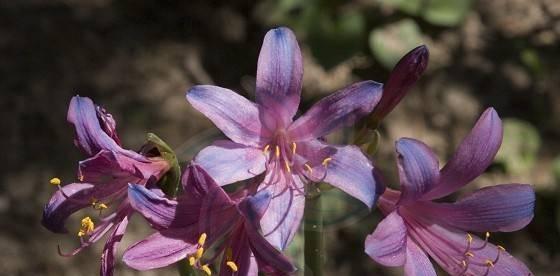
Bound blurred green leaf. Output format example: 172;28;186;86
142;133;181;197
369;19;423;69
552;156;560;183
380;0;422;15
421;0;472;27
495;119;541;175
521;48;543;74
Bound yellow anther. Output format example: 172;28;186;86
188;256;196;266
263;144;270;154
226;261;238;272
465;252;475;258
198;233;207;246
304;163;313;174
195;247;204;259
78;217;94;237
497;245;506;251
201;264;212;275
96;203;108;209
50;177;61;185
461;260;467;267
485;232;490;239
291;142;297;155
485;260;494;267
322;157;332;166
78;174;84;182
275;146;280;158
466;233;473;243
284;160;291;173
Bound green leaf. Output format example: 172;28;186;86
495;119;541;175
380;0;422;15
141;133;181;197
421;0;472;27
369;19;424;69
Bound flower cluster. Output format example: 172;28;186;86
42;27;535;276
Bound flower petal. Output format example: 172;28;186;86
42;183;121;233
127;184;199;229
259;173;305;250
194;140;266;186
100;215;129;276
371;45;429;121
288;81;383;141
122;228;198;271
395;138;440;204
404;238;437;276
365;211;407;266
219;227;252;276
425;108;503;200
246;222;297;274
256;27;303;128
416;184;535;233
323;144;380;209
186;85;268;146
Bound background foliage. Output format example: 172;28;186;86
2;0;560;275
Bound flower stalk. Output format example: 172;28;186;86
304;191;324;276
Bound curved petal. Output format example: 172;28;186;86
219;228;252;276
100;215;129;276
395;138;440;204
416;184;535;233
42;183;122;233
122;228;198;271
194;140;266;186
401;208;532;276
365;211;407;266
238;189;272;224
288;81;383;141
246;222;297;274
68;96;142;159
404;238;436;276
259;173;305;250
371;45;429;120
322;144;380;209
425;108;503;200
186;85;268;146
256;27;303;128
127;184;199;229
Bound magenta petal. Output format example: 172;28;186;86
123;228;197;271
425;108;503;200
404;238;436;276
186;85;268;146
256;27;303;128
323;144;379;208
100;215;129;276
219;228;252;276
395;138;440;204
259;174;305;250
128;184;199;229
365;211;407;266
246;221;297;274
288;81;383;141
371;45;429;120
417;184;535;233
238;189;272;224
194;140;266;186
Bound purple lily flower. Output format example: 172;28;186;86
41;96;171;276
364;108;535;275
123;164;296;275
187;27;384;250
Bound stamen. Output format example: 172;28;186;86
284;160;291;173
465;252;475;258
497;245;506;251
195;247;204;259
466;233;473;244
201;264;212;275
77;217;94;237
225;248;233;261
322;157;332;166
485;260;494;267
198;233;207;247
263;144;270;154
304;163;313;174
226;261;238;272
78;174;84;182
188;256;196;266
291;142;297;155
50;177;61;185
461;260;467;267
275;146;280;158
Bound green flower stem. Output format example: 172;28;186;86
304;192;324;276
177;259;196;276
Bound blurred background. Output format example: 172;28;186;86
2;0;560;275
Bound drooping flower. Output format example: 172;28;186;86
187;27;384;250
364;108;535;275
123;164;296;275
41;96;174;276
